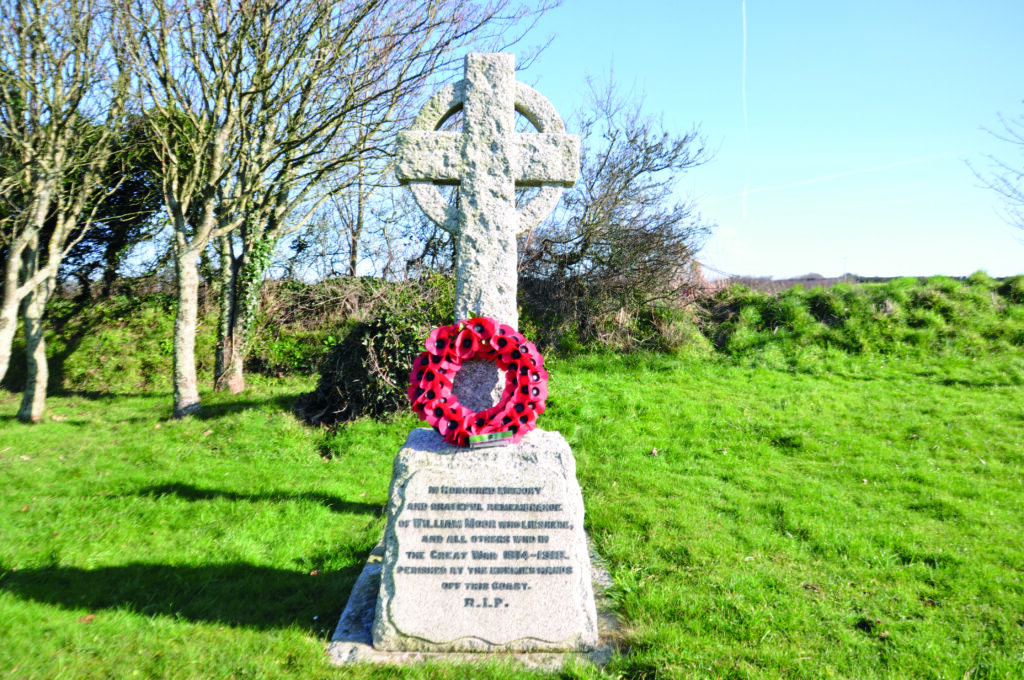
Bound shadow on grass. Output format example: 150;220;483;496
132;483;384;516
826;365;1024;389
0;559;366;637
1;387;307;430
54;390;300;413
51;388;160;400
936;376;1023;389
194;394;302;420
103;395;306;424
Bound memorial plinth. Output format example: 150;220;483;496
372;428;598;652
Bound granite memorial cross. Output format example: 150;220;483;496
331;53;598;659
395;52;579;329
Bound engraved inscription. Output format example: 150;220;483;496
393;479;574;613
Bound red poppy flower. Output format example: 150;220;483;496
426;325;455;356
466;317;496;342
454;327;480;359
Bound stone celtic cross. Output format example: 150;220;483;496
396;53;579;329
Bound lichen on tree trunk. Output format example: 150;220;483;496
16;277;52;423
0;212;43;385
173;249;203;417
214;235;244;394
0;292;19;386
214;226;273;394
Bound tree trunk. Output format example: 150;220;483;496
213;223;275;393
100;248;118;298
17;276;53;423
219;325;246;392
217;314;247;393
198;244;216;312
173;249;203;417
0;238;29;384
0;292;20;386
232;232;274;386
74;271;93;303
348;172;365;277
214;235;244;393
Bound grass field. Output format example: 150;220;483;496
2;348;1022;679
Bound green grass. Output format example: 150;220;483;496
0;375;390;678
2;349;1022;679
550;351;1024;678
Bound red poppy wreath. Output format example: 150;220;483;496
407;317;548;447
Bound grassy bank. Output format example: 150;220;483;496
702;272;1024;357
9;272;1024;399
2;347;1022;678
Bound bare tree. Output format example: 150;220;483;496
118;0;269;416
519;78;713;345
0;0;129;421
198;0;553;396
975;110;1024;231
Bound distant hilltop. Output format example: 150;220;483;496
696;271;993;295
722;273;859;293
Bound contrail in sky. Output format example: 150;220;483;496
741;1;748;136
741;1;749;219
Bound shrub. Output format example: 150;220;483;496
644;306;713;355
806;287;843;326
997;275;1024;304
294;274;453;426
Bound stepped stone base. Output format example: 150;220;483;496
328;536;621;669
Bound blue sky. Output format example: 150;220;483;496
520;1;1024;278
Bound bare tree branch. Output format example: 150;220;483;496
973;110;1024;231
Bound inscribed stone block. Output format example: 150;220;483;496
372;428;598;652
